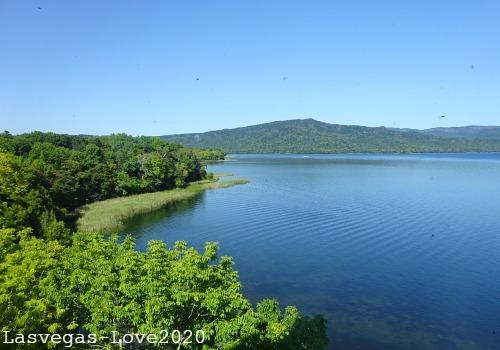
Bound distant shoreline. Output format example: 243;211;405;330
224;151;500;154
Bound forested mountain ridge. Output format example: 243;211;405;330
161;119;500;153
420;126;500;140
388;125;500;141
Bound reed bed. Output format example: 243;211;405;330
77;178;249;233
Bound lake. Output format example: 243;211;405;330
123;153;500;350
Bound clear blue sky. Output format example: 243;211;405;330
1;0;499;135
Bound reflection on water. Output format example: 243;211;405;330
122;153;500;350
122;194;204;239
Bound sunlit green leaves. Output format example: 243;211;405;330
39;233;327;349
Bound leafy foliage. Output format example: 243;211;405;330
0;132;224;220
0;132;327;349
0;152;56;236
0;229;65;336
0;232;327;349
0;132;223;211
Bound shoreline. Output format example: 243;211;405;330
76;175;249;233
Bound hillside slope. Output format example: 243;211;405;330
162;119;500;153
421;126;500;140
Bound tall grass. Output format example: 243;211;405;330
76;178;249;233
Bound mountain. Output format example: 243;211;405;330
390;125;500;141
420;126;500;140
161;119;500;153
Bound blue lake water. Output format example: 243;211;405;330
123;153;500;350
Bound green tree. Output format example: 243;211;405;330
0;231;66;336
0;132;328;349
0;152;52;234
43;233;328;349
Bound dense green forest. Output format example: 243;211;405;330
162;119;500;153
0;132;327;349
0;132;224;235
416;125;500;140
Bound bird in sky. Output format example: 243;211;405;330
37;6;42;10
439;115;446;119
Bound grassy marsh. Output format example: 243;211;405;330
76;178;249;233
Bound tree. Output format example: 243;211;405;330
0;231;66;337
0;132;328;349
139;152;167;191
0;152;53;234
43;233;328;349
